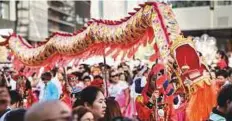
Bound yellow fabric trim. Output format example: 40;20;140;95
190;76;212;93
136;95;144;103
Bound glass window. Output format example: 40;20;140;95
0;1;10;19
169;1;210;8
217;1;232;6
98;1;103;18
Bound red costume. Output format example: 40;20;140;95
217;59;228;70
26;89;38;108
136;64;177;121
60;83;72;109
60;74;76;109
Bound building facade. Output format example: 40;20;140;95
16;1;76;42
91;0;232;51
170;1;232;51
75;1;91;29
48;1;75;35
0;1;16;36
1;1;89;42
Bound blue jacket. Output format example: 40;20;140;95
42;81;59;101
209;107;226;121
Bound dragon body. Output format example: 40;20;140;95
1;2;180;69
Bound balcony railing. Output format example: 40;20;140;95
169;1;210;8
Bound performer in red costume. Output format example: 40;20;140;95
60;83;72;109
60;74;74;109
26;89;38;108
136;63;177;121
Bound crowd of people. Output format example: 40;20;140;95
0;50;232;121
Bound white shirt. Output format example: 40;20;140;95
108;81;129;98
76;82;85;88
37;80;45;101
229;56;232;68
130;76;147;99
9;78;16;91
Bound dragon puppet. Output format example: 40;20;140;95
0;2;216;121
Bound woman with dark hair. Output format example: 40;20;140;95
73;106;94;121
209;84;232;120
16;75;37;108
80;86;106;121
101;98;122;121
216;50;229;69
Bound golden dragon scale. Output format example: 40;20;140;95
1;2;180;73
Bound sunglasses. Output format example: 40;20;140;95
111;74;119;77
69;77;78;81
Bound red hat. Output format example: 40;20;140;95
143;63;166;96
150;64;165;75
91;79;104;88
67;74;77;81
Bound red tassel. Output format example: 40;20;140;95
105;48;116;56
112;21;116;25
134;8;140;11
94;19;100;23
104;20;108;24
128;12;136;16
87;21;93;26
107;20;111;25
127;44;139;59
91;18;97;21
19;35;33;48
95;45;104;56
100;19;105;23
120;18;126;21
111;49;121;60
145;2;154;5
149;52;160;62
125;16;130;20
153;43;159;52
139;4;145;7
127;48;134;58
132;45;140;57
142;34;148;47
147;27;154;44
121;50;127;61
